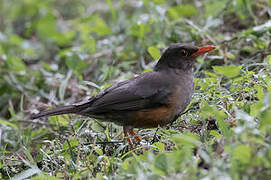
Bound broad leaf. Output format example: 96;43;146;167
213;65;242;78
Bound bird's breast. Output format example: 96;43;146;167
171;73;194;116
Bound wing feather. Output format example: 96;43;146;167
79;72;172;114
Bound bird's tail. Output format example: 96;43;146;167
30;105;80;119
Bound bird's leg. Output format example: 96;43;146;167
151;127;160;144
123;126;134;149
128;130;142;143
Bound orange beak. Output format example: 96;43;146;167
192;45;216;57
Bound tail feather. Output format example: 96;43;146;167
30;105;78;119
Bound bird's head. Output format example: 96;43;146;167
154;43;216;71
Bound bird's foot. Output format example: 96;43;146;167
124;131;134;149
123;127;142;149
128;130;142;143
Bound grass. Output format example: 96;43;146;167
0;0;271;179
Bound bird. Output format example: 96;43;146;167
30;43;215;148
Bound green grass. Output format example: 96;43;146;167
0;0;271;179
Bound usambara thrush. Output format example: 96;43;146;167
31;43;215;147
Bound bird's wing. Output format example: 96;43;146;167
78;72;172;114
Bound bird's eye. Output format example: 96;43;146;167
180;49;188;57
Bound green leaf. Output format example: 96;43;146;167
152;0;165;5
226;52;236;60
213;65;242;78
172;132;201;147
53;31;75;46
153;142;165;152
200;101;214;118
6;56;26;72
260;109;271;132
167;5;197;19
148;46;161;60
209;130;222;139
200;101;231;138
204;0;227;17
31;174;61;180
267;55;271;65
233;145;251;164
89;36;96;53
0;119;18;129
37;12;75;46
121;157;133;171
130;23;151;39
95;147;103;156
254;85;264;100
49;115;69;126
250;101;263;117
64;53;87;77
154;153;168;175
87;154;97;163
9;34;23;45
63;139;79;150
41;62;57;72
88;15;112;36
106;0;117;24
215;110;230;138
0;144;7;168
36;13;57;40
91;122;105;132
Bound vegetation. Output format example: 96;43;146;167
0;0;271;179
